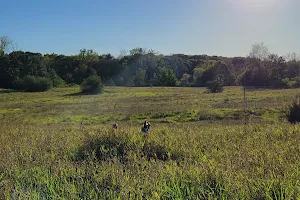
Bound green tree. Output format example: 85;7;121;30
2;51;48;89
0;36;14;53
78;49;99;63
129;47;147;56
242;42;271;87
0;54;9;88
286;60;300;78
193;60;216;86
266;54;286;87
134;68;146;86
156;67;178;86
48;69;66;87
160;55;190;79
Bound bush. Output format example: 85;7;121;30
286;95;300;124
75;134;136;162
80;75;104;94
206;80;223;93
292;76;300;88
22;76;53;92
281;78;296;88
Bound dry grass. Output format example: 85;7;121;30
0;86;300;199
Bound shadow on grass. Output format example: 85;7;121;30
64;92;96;97
73;134;137;163
64;91;103;97
0;89;21;94
73;134;185;163
64;90;114;97
142;141;185;161
103;89;116;94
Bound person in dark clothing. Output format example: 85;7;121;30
141;120;150;133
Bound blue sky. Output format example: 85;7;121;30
1;0;299;57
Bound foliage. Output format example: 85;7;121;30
281;78;296;88
104;78;116;86
21;75;53;92
48;69;66;87
241;45;293;87
80;75;103;94
134;68;146;86
286;95;300;124
1;37;300;89
206;80;224;93
193;60;235;87
0;36;14;53
193;60;216;86
155;67;178;86
51;74;66;88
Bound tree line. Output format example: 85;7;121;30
1;36;300;91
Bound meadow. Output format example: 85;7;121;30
0;86;300;199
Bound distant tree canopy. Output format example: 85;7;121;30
155;67;178;86
1;37;300;90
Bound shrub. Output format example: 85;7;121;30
286;95;300;124
22;76;53;92
206;80;223;93
80;75;103;94
75;134;137;162
293;76;300;88
281;78;296;88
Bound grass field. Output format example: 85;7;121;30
0;86;300;199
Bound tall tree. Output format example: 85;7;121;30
249;42;269;61
0;36;14;54
134;68;146;86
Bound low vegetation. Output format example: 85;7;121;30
80;75;104;94
286;95;300;124
0;86;300;199
21;75;53;92
206;80;224;93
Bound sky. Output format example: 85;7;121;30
1;0;299;57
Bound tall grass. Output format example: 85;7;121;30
0;86;300;199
